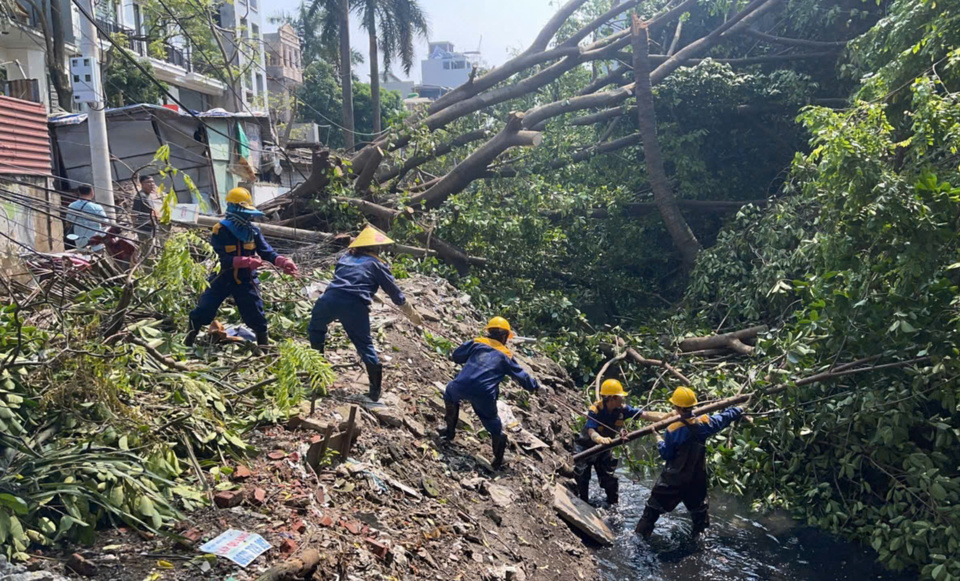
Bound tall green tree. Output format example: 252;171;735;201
353;0;429;134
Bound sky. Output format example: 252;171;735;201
264;0;561;83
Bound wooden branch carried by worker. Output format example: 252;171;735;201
572;355;931;463
678;325;768;355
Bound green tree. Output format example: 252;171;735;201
353;0;430;134
102;55;167;107
298;60;403;149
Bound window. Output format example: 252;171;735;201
452;60;466;70
255;73;264;95
251;23;259;40
443;61;450;70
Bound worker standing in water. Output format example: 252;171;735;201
574;379;667;506
635;386;746;538
185;188;298;347
308;226;423;402
440;317;539;469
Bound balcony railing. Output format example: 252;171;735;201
164;46;192;72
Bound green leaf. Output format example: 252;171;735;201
0;494;28;516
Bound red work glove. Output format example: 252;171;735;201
275;255;299;276
232;256;264;269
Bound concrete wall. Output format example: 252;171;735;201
0;176;63;256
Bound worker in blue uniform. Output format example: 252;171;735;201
440;317;539;469
635;386;746;538
185;188;299;347
574;379;667;505
308;225;423;402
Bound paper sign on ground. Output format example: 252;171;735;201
199;529;271;567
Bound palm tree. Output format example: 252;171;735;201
303;0;355;150
354;0;429;135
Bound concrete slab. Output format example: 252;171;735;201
552;484;615;546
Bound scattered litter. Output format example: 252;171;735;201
199;529;272;568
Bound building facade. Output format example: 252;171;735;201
263;23;302;125
420;41;479;96
0;0;269;113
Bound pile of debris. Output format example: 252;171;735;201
0;235;603;580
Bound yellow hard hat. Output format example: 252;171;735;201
600;379;627;397
485;316;515;338
225;187;257;210
349;225;395;248
670;386;698;408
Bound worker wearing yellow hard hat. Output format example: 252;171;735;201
573;379;667;506
308;225;423;401
635;386;747;538
186;188;299;347
441;316;540;469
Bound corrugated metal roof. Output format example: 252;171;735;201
0;95;51;176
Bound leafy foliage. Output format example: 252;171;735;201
681;78;960;579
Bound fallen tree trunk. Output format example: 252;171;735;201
678;325;768;354
633;15;701;272
254;549;321;581
406;112;543;210
572;355;932;463
196;215;337;244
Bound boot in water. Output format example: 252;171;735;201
492;433;508;469
635;507;661;538
366;362;383;401
438;400;459;441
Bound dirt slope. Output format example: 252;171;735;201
79;274;600;581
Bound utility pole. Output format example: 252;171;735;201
78;0;115;218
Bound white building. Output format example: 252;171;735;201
382;70;415;98
420;41;480;98
0;0;267;113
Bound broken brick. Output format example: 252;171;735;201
315;487;325;504
292;519;307;534
319;514;334;528
66;553;97;577
177;528;203;547
267;450;286;461
213;490;243;509
250;487;267;505
279;539;298;555
341;520;362;535
233;464;252;481
365;537;389;560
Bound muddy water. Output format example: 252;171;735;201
588;469;910;580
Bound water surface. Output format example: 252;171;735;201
590;469;910;580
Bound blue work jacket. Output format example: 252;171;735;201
658;407;744;461
448;338;539;400
325;253;405;306
211;218;278;283
581;401;644;441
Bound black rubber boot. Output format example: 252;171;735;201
574;464;591;503
366;362;383;401
492;433;508;469
605;480;619;506
184;329;198;347
439;400;459;441
635;507;661;538
256;331;270;346
691;509;710;537
311;342;324;354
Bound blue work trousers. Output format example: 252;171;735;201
308;289;378;364
444;382;502;438
189;275;267;334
